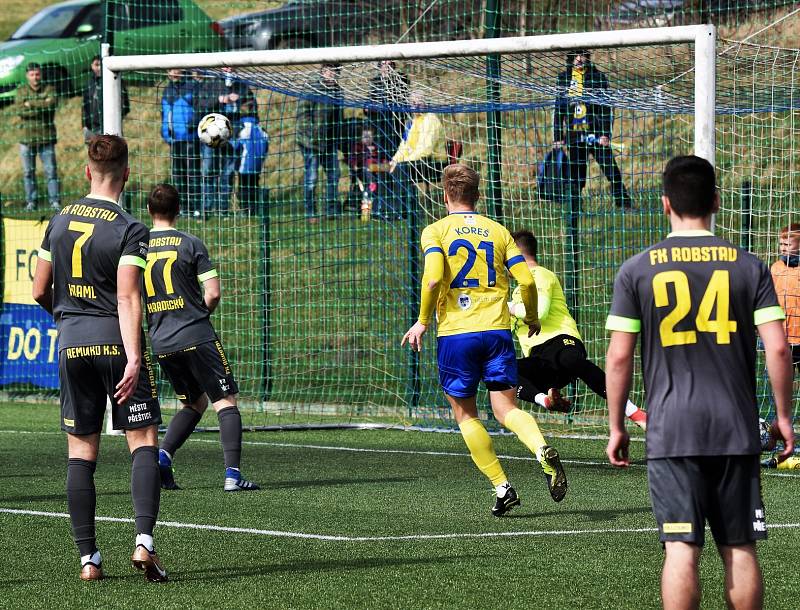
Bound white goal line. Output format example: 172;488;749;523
2;508;798;543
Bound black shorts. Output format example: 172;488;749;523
59;344;161;435
517;334;587;390
157;339;238;404
648;455;767;547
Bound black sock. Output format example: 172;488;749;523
160;406;203;458
67;458;97;557
217;406;242;470
131;446;160;536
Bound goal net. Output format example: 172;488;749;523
99;26;763;433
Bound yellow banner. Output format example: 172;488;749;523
4;218;47;305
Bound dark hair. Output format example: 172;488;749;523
566;49;591;66
321;63;342;74
662;155;717;218
87;135;128;180
147;183;180;220
443;164;480;206
512;230;538;259
26;62;41;72
91;55;101;63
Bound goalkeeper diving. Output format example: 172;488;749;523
508;230;646;429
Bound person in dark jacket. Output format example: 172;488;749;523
16;63;60;211
233;116;268;215
295;63;344;222
553;50;632;210
161;69;199;208
367;60;409;159
82;55;130;143
194;68;258;216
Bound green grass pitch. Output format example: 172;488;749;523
1;401;798;610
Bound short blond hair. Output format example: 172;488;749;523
443;164;480;207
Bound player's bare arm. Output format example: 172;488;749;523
203;276;221;313
758;319;795;461
605;330;636;467
32;257;54;314
115;265;143;405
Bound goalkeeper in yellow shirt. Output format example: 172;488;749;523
508;230;646;429
402;164;568;516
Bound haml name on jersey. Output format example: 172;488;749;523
64;345;120;358
149;236;183;248
68;283;97;299
649;246;738;266
59;204;118;222
147;296;185;313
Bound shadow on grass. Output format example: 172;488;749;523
266;476;418;490
2;490;133;503
504;505;652;522
173;553;488;582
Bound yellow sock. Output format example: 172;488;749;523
458;417;507;486
503;408;547;461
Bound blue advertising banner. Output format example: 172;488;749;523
1;218;58;388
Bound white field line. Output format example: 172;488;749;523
2;507;800;542
1;429;799;479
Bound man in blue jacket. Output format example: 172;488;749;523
234;116;268;216
161;69;199;211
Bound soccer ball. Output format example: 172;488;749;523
759;418;775;452
198;113;231;148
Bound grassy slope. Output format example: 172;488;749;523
2;401;800;609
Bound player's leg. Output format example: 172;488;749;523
662;542;701;610
717;545;763;610
323;147;342;217
707;455;767;609
648;457;707;609
126;425;167;583
20;143;37;210
60;349;106;580
155;351;205;489
554;337;647;429
40;143;60;209
515;353;571;412
106;347;166;582
483;331;568;502
301;145;319;219
438;332;513;515
190;340;259;491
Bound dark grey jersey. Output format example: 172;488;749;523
39;196;149;349
607;231;784;458
144;228;218;354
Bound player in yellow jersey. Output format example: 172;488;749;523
402;164;568;515
508;230;647;429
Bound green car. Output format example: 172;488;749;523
0;0;227;103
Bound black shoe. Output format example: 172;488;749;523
491;485;521;517
539;445;567;503
159;463;180;490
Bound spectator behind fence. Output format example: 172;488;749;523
296;63;344;223
16;62;60;211
553;49;632;210
82;55;130;143
389;90;447;217
367;60;409;160
195;68;258;216
234;116;268;216
347;127;390;219
161;69;199;208
771;223;800;373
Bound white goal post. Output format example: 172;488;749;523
101;24;716;165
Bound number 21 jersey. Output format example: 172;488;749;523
607;230;784;458
420;211;526;337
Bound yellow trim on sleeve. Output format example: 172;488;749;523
119;255;146;269
606;315;641;333
198;269;219;282
754;305;785;326
37;248;51;262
